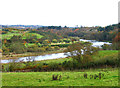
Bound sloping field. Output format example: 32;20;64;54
2;32;43;39
2;68;118;86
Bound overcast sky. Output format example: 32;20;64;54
0;0;119;27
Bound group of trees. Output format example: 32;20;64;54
2;23;119;55
64;42;99;64
67;30;118;42
2;35;62;54
101;32;120;50
2;35;26;54
97;24;118;32
2;42;102;72
66;24;118;42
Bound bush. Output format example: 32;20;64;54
10;42;27;54
2;44;10;55
8;61;16;72
51;44;71;47
48;63;59;71
45;46;55;51
63;38;71;43
52;39;58;43
27;45;44;52
54;46;60;50
39;47;46;52
31;63;43;72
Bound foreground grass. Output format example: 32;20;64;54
2;68;118;86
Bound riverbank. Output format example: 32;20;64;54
2;50;118;72
2;48;66;60
1;50;118;64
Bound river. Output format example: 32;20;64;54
1;39;111;63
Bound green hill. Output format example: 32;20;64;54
2;32;43;40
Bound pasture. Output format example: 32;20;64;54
2;32;43;40
2;68;118;86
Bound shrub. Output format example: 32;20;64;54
51;44;71;47
8;61;16;72
39;47;46;52
31;63;43;72
63;38;71;43
45;46;54;51
27;45;44;52
48;63;59;71
52;39;58;43
10;42;27;54
54;46;60;50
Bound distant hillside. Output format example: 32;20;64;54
2;25;43;29
2;23;119;42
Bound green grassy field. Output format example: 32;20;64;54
35;50;118;64
2;68;118;86
92;50;118;61
22;33;43;39
2;32;21;39
2;32;43;39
